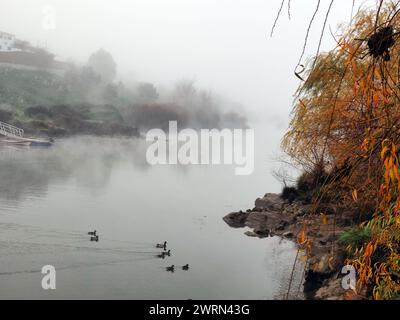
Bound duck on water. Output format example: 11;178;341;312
157;250;171;259
166;265;174;272
182;264;189;271
156;241;167;250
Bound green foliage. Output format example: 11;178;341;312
0;66;138;111
339;226;372;251
0;67;68;108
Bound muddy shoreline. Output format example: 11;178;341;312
223;193;353;300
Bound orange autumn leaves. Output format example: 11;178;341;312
284;3;400;299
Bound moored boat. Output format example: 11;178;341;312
0;137;54;147
0;121;54;147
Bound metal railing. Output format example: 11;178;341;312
0;120;24;138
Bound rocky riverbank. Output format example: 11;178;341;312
223;193;360;300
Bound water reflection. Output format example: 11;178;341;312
0;136;148;206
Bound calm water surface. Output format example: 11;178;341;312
0;128;303;299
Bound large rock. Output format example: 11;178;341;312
244;231;258;237
245;211;268;229
223;193;300;237
314;278;344;300
254;193;284;211
223;211;249;228
223;192;350;300
253;228;270;238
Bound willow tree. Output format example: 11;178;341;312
282;1;400;299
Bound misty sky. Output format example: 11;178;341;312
0;0;373;125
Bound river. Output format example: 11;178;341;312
0;127;303;299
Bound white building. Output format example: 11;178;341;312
0;31;17;52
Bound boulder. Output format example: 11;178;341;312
254;193;284;211
254;228;270;238
245;211;268;229
244;231;258;237
314;278;344;300
276;220;289;231
223;211;249;228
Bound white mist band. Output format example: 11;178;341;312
145;121;255;176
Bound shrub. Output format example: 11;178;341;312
0;109;13;122
25;105;51;119
297;167;328;193
281;186;298;203
339;226;372;251
280;166;330;204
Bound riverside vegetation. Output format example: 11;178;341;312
225;2;400;300
0;48;248;138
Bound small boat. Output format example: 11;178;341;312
0;121;54;147
0;139;31;146
30;139;54;147
1;137;54;147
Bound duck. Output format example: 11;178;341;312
88;230;97;236
166;265;174;272
182;264;189;271
156;241;167;250
157;252;166;259
90;235;99;242
165;250;171;257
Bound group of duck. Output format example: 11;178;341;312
88;230;99;242
86;233;188;272
155;241;189;273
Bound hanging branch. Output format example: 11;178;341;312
312;0;335;70
270;0;286;37
297;0;321;67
